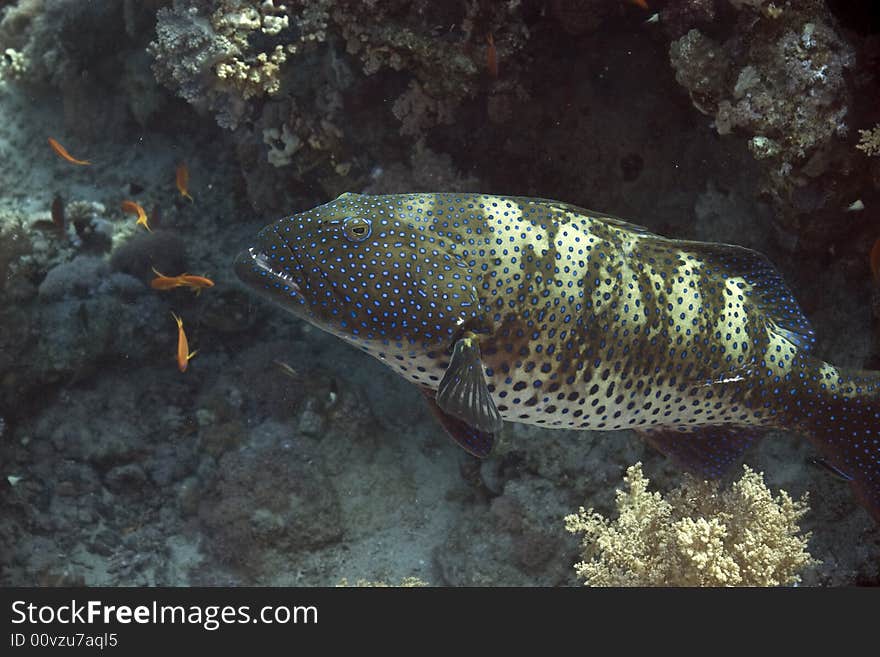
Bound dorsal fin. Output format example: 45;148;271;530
643;238;816;352
526;197;657;235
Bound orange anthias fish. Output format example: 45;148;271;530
121;200;151;231
486;33;498;78
176;163;194;202
871;237;880;282
48;137;91;166
627;0;649;9
171;312;197;372
151;267;214;292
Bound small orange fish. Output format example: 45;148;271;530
171;312;197;372
628;0;649;9
486;33;498;78
176;163;193;202
48;137;91;166
121;200;151;232
151;267;214;292
871;237;880;283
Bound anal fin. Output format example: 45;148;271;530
421;388;495;458
635;426;764;479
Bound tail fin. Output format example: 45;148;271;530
795;358;880;522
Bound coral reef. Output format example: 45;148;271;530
147;0;531;206
565;463;816;587
148;0;297;131
0;0;166;137
857;124;880;157
0;194;184;411
668;0;857;240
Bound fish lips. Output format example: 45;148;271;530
234;243;303;301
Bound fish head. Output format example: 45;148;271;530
234;193;480;352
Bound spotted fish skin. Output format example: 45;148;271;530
235;192;880;521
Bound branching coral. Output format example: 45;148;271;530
211;0;293;99
149;0;296;129
564;463;816;587
856;125;880;157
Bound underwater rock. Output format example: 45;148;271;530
38;256;139;301
668;1;856;238
0;221;38;300
109;230;187;282
198;421;343;571
435;474;579;586
0;0;154;139
51;459;102;498
38;388;148;467
32;293;164;385
296;400;325;437
669;28;730;115
176;476;201;517
104;463;149;496
148;442;199;488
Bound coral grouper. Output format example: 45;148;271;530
235;193;880;521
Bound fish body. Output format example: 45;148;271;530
121;200;150;231
235;193;880;520
151;267;214;292
176;163;193;202
48;137;90;166
171;312;197;372
486;33;498;78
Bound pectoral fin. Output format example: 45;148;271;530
421;388;495;458
436;333;503;435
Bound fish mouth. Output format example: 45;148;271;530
234;245;302;297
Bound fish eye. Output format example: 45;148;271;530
343;217;371;242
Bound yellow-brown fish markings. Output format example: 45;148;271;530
236;193;880;521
